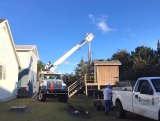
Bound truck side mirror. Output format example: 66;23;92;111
140;86;153;95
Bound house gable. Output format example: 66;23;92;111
0;19;21;69
16;45;39;60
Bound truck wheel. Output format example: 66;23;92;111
115;101;125;118
58;95;68;102
37;93;46;102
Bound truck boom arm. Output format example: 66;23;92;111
49;33;94;72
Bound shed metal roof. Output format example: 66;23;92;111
94;60;121;66
0;19;21;69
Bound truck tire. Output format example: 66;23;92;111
37;93;46;102
115;101;125;118
58;94;68;102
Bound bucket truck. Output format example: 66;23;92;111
37;33;94;102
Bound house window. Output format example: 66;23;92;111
0;65;6;80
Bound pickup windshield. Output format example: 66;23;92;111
43;74;61;80
151;79;160;92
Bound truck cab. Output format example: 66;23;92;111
37;71;68;102
132;77;160;120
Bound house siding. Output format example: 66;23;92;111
17;47;38;95
28;50;38;83
0;21;19;102
17;51;29;88
17;51;29;68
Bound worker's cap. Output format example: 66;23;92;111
106;83;112;88
106;82;112;86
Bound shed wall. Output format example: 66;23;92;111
96;65;119;85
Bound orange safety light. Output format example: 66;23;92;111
50;84;54;92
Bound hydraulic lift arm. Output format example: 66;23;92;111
49;33;94;73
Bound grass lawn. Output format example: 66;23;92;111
0;95;102;121
0;95;154;121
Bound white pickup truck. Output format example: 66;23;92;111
112;77;160;120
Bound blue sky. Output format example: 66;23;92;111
1;0;160;73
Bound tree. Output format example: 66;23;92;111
111;49;133;80
130;46;157;78
37;60;45;73
63;72;77;86
131;46;156;68
74;58;88;79
111;46;158;80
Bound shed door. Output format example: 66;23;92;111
97;66;119;85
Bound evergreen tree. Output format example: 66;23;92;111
74;58;88;79
37;60;45;73
131;46;156;68
112;49;133;80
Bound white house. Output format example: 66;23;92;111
0;19;21;102
16;45;39;96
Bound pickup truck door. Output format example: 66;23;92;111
133;79;158;120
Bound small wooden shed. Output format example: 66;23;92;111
85;60;121;96
94;60;121;85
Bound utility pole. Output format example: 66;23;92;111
88;41;91;73
157;39;160;63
